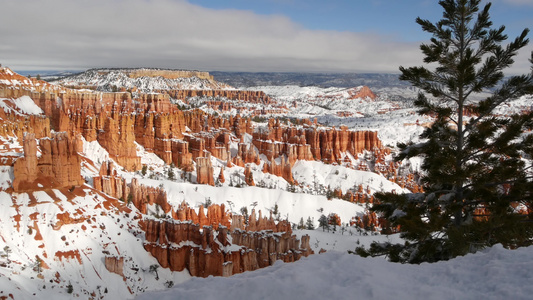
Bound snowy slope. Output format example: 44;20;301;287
137;244;533;300
0;96;45;116
0;129;396;299
0;185;190;299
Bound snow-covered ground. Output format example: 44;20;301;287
0;186;191;299
137;243;533;300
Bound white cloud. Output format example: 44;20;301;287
0;0;530;75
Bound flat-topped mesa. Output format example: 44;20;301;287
13;132;84;192
124;69;214;80
55;68;231;92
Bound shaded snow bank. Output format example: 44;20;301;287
137;244;533;300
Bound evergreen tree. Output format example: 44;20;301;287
34;256;43;273
3;246;11;263
167;165;174;180
149;264;160;280
297;217;305;230
359;0;533;263
306;216;315;230
240;206;249;225
271;203;280;221
318;214;329;232
141;165;147;176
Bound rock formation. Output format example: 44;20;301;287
253;120;382;166
13;132;84;192
105;256;124;277
196;153;214;186
143;217;312;277
244;165;255;186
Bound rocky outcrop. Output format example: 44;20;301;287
13;132;84;192
350;210;400;234
98;115;141;171
232;143;260;167
0;110;50;140
104;256;124;277
143;217;312;278
253;120;382;166
217;167;225;183
262;156;294;184
93;165;171;215
244;165;255;186
0;67;63;97
170;90;273;104
173;202;231;230
171;139;193;171
348;86;377;100
196;153;214;186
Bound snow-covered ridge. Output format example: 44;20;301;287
53;68;233;93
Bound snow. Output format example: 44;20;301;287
0;186;191;299
292;160;409;195
0;166;14;190
163;183;365;227
137;244;533;300
0;96;44;115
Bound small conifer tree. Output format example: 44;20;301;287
306;217;315;230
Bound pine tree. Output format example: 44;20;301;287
167;166;174;180
306;217;315;230
3;246;11;263
359;0;533;263
318;214;329;232
297;217;305;230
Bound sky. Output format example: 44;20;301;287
1;0;532;74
